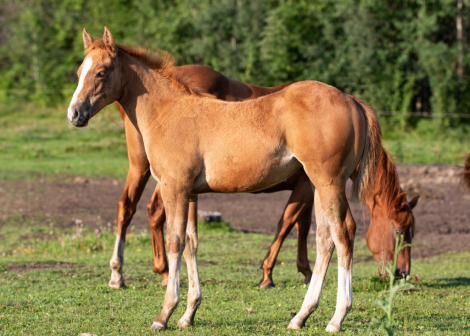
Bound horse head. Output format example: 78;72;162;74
67;27;122;127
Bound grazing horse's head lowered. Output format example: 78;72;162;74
67;28;124;127
366;148;419;278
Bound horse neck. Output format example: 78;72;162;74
117;52;181;135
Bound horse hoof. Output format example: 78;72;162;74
287;320;303;330
303;273;312;285
177;318;192;328
258;280;275;289
108;279;125;289
326;324;340;333
150;322;166;331
161;278;168;287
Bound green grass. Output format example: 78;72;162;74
0;218;469;335
1;103;469;181
0;102;129;180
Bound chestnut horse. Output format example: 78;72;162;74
109;65;312;290
70;27;391;332
111;64;419;289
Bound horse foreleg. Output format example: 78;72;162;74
151;181;191;331
289;188;334;330
109;166;150;289
147;183;169;287
178;196;202;328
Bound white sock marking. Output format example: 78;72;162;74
68;57;93;120
337;267;352;310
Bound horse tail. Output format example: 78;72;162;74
351;98;382;204
463;152;470;190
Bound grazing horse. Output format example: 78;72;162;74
112;65;419;290
69;27;385;332
109;65;312;290
366;149;419;277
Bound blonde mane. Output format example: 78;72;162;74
85;39;206;96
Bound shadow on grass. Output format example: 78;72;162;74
427;277;470;288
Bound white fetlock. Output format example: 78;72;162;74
326;324;340;333
150;321;166;331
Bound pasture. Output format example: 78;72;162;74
0;218;469;335
1;103;470;335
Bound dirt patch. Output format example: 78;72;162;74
1;163;469;259
7;261;79;273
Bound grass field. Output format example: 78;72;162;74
0;103;469;181
0;218;469;335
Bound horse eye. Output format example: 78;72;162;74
96;71;106;78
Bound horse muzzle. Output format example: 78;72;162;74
68;108;90;127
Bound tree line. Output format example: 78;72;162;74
1;0;469;127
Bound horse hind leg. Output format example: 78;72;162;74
317;184;356;333
259;186;310;288
288;188;334;330
178;196;202;327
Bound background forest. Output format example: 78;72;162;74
0;0;469;167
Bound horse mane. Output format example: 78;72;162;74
374;147;416;235
85;39;206;97
374;148;402;213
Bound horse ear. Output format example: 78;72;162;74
394;192;407;210
103;26;116;56
408;195;420;209
82;28;94;50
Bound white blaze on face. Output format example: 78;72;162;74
68;57;93;121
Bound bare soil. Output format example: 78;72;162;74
0;163;469;259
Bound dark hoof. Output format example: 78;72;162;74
258;279;276;289
303;273;312;285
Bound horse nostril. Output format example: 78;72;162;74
73;110;79;120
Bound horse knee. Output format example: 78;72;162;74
117;198;136;222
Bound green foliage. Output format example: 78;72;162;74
1;0;470;130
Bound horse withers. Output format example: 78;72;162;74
69;27;386;332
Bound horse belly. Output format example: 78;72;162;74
193;148;302;193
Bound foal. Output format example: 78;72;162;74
69;27;382;332
109;65;312;290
